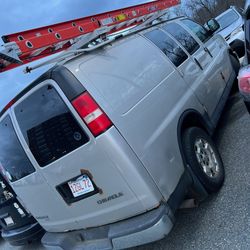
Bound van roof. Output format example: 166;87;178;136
61;15;186;66
0;65;84;118
0;15;186;118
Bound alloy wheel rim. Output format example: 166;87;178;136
194;138;219;178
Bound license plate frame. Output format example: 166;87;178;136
56;173;99;204
68;174;95;198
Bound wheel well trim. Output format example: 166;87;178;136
228;48;239;61
178;110;208;163
177;109;214;145
168;110;211;210
175;109;213;199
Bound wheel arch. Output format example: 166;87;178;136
175;109;214;200
228;48;239;61
177;109;214;165
180;108;212;133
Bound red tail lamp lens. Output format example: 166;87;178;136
72;92;112;136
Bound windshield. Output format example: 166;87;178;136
217;9;240;31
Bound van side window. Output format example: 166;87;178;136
162;23;200;55
144;29;188;67
14;85;89;167
181;19;211;43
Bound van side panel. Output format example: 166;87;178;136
78;36;173;115
66;36;206;199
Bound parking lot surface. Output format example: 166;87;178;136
0;93;249;250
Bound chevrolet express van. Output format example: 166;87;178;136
0;17;238;249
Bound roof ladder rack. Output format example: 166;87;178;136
0;0;179;73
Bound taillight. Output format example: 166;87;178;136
238;66;250;94
4;99;16;111
72;92;113;136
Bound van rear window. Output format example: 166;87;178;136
14;85;89;167
0;116;35;182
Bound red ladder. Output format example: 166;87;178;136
0;0;179;73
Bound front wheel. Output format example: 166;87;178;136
182;127;225;193
229;54;240;75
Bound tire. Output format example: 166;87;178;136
230;40;245;58
182;127;225;193
229;54;241;94
229;54;240;75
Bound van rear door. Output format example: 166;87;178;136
10;82;153;232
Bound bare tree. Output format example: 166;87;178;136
178;0;245;24
171;5;184;17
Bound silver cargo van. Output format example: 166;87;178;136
0;17;238;249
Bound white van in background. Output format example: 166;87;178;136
215;6;245;58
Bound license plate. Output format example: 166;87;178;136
68;175;95;198
4;216;14;226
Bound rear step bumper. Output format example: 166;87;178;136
42;204;174;250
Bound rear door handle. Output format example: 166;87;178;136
194;58;203;70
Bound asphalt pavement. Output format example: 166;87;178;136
134;92;250;250
0;92;249;250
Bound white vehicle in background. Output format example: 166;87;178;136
215;6;245;58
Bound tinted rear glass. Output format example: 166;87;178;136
0;116;35;182
15;85;89;167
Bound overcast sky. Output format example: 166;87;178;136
0;0;154;109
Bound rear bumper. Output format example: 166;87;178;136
1;222;45;246
42;204;174;250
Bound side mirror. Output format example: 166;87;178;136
206;19;220;33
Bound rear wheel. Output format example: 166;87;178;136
182;127;225;193
230;54;240;75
